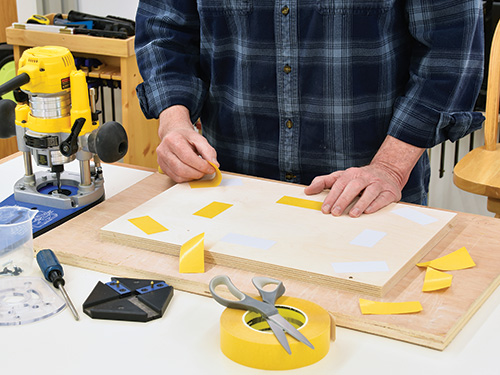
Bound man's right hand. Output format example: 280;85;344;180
157;105;219;183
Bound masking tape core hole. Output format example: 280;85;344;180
242;305;307;334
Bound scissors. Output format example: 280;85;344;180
209;275;314;354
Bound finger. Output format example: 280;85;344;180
195;140;219;169
304;173;340;195
348;184;382;218
364;191;398;214
327;178;368;216
159;152;206;183
171;134;216;175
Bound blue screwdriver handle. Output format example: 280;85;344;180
36;249;64;282
36;249;80;321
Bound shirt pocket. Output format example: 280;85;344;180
316;0;394;14
198;0;252;15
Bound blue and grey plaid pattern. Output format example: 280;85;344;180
135;0;484;204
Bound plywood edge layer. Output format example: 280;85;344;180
441;273;500;348
380;218;456;296
333;313;448;350
100;229;382;297
100;217;455;298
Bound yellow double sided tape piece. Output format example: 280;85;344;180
276;196;323;211
179;232;205;273
219;296;332;370
189;162;222;188
416;246;475;271
193;202;233;219
128;216;168;235
359;298;423;315
422;267;453;292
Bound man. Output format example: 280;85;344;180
135;0;484;217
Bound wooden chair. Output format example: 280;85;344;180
454;22;500;218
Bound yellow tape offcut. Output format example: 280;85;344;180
422;267;453;292
359;298;423;315
220;296;331;370
179;232;205;273
417;246;475;271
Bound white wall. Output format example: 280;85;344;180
427;131;492;217
16;0;38;23
76;0;138;19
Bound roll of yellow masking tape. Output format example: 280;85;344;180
219;296;332;370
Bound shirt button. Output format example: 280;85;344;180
281;6;289;16
285;172;296;180
283;64;291;74
286;119;293;129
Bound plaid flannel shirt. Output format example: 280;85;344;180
135;0;484;204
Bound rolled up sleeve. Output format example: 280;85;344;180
388;0;485;148
135;0;208;121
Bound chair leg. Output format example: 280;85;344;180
487;197;500;218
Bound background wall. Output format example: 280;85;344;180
13;0;494;218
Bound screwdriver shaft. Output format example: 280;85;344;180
59;284;80;321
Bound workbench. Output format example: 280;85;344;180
0;153;499;375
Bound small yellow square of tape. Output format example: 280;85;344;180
193;202;233;219
128;216;168;235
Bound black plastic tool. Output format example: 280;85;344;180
83;277;173;322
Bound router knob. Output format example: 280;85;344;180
0;99;16;139
88;121;128;163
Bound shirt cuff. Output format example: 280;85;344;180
136;80;204;123
388;100;485;148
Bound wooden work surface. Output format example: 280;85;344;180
33;172;500;350
100;173;456;297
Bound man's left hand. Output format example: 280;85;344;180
304;135;425;217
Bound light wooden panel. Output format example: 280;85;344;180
100;173;456;297
0;0;17;44
0;138;18;159
31;171;500;350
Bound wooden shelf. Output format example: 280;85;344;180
6;27;135;57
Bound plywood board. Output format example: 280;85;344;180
100;173;456;296
31;172;500;350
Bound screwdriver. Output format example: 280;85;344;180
36;249;80;321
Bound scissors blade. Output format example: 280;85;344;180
268;313;315;350
267;319;292;355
